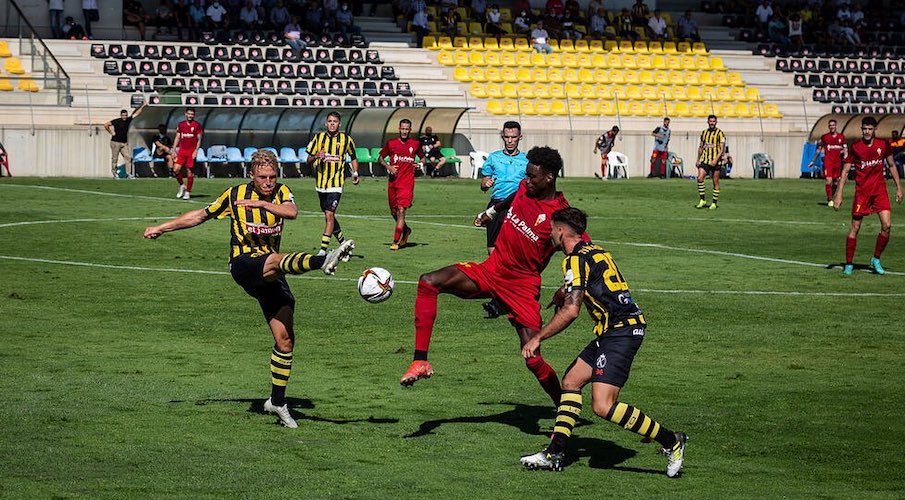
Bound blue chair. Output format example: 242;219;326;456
243;146;258;164
297;148;311;177
194;147;209;178
278;147;299;177
226;147;246;177
206;145;228;178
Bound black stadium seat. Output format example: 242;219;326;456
212;46;229;61
379;82;395;96
294;81;309;95
126;44;142;59
396;98;409;107
864;75;879;88
366;50;382;64
257;97;272;106
117;77;133;92
827;89;842;103
240;96;253;106
363;81;378;96
330;66;346;79
231;47;248;61
242;80;258;94
292;97;307;106
122;61;138;76
275;97;289;106
193;62;210;77
396;82;413;96
180;46;197;60
845;60;858;72
228;62;243;77
277;80;293;95
343;97;358;106
850;75;864;88
261;80;276;94
316;49;331;63
311;81;328;95
345;81;361;96
328;81;344;95
139;61;156;76
377;98;392;107
333;49;347;63
381;66;397;80
153;77;168;89
211;62;226;77
161;45;176;59
208;79;224;93
299;49;314;63
265;48;281;62
224;79;241;93
773;59;787;71
175;61;191;76
248;47;264;62
364;65;379;80
836;74;850;88
203;96;219;105
314;65;329;79
413;98;427;107
347;65;362;79
91;43;106;58
245;64;261;78
800;59;813;71
349;49;363;63
149;95;161;104
188;78;204;93
297;64;312;79
831;59;844;72
816;59;830;72
144;45;160;59
170;77;187;90
310;97;324;106
135;77;152;92
158;61;175;76
362;97;375;107
263;63;277;78
326;97;341;107
104;60;120;75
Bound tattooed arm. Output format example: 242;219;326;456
522;288;583;358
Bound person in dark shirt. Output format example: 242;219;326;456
104;103;147;178
152;123;175;173
419;126;447;177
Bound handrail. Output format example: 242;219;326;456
7;0;70;81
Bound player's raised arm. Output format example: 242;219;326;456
474;191;515;226
143;208;211;238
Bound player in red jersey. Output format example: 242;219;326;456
832;116;903;276
171;107;204;200
400;146;572;406
379;118;422;250
808;118;848;206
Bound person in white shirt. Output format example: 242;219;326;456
647;9;667;39
513;9;530;34
485;4;504;36
755;0;772;27
239;0;258;28
531;20;553;54
412;8;429;45
206;0;228;27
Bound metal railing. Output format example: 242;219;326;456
2;0;72;106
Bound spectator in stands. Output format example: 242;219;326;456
394;0;413;19
419;127;448;177
284;16;305;55
171;0;189;40
305;0;324;33
586;0;601;18
124;0;150;40
270;0;291;29
545;0;564;19
206;0;229;29
471;0;486;21
155;0;176;37
589;7;607;38
850;3;864;27
82;0;98;38
678;10;700;41
239;0;260;28
324;0;339;22
755;0;773;29
441;7;461;38
336;2;358;34
630;0;649;26
836;2;851;22
788;12;803;45
513;9;531;35
49;0;65;38
188;0;205;40
531;20;553;53
767;14;790;45
104;103;148;179
485;4;505;37
63;16;88;39
647;9;668;39
890;130;905;179
838;19;861;45
617;8;638;41
412;8;429;46
560;1;582;39
512;0;531;18
152;124;175;173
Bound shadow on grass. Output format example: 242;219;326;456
826;262;884;272
566;436;662;474
169;397;398;425
404;402;592;439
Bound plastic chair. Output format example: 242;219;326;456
666;152;684;178
279;147;301;177
607;151;629;179
439;147;461;176
752;153;774;179
468;150;488;179
226;147;246;177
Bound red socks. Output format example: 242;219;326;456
414;280;439;354
526;355;561;406
186;175;194;192
825;184;834;201
176;172;184;185
874;232;890;259
845;236;857;264
394;226;403;243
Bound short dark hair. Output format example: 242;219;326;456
526;146;563;176
708;114;717;120
327;111;342;120
185;107;195;113
552;207;587;235
502;120;521;132
400;118;412;126
862;116;878;127
611;126;620;133
157;123;167;130
120;109;128;114
828;119;837;125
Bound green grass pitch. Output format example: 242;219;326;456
1;175;903;498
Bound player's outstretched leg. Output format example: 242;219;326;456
663;431;688;478
321;239;355;275
603;401;687;477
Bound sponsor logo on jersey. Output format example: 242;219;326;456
324;154;342;162
535;214;547;226
859;158;885;169
393;153;416;164
245;223;282;236
506;211;541;243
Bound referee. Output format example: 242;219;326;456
306;111;360;255
695;114;726;210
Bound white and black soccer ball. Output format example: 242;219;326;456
357;267;394;303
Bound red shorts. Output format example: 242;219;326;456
852;189;891;217
175;149;195;169
650;150;668;161
455;261;542;331
824;162;841;180
388;183;414;210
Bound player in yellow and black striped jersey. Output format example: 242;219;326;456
695;114;726;210
144;150;354;429
519;207;687;477
306;111;360;254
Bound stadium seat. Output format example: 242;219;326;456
607;151;629;179
0;79;13;92
4;57;25;75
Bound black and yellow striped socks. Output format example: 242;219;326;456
278;252;324;274
548;389;582;453
270;347;293;406
711;188;720;205
697;181;706;200
319;234;331;252
332;220;345;243
605;402;677;449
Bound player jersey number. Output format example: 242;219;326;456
592;252;628;292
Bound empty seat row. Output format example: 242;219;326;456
118;76;411;97
754;42;905;60
439;50;724;71
426;35;707;55
0;78;39;92
830;104;904;115
455;66;744;86
486;99;780;118
147;94;416;108
471;82;760;102
93;43;381;65
104;60;396;81
775;58;903;75
813;88;905;105
794;73;905;90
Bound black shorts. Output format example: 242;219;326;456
229;253;295;321
426;148;444;162
577;329;644;387
485;198;506;248
697;162;721;173
318;191;342;212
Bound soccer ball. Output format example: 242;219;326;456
358;267;394;303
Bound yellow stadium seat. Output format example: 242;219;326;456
576;53;593;68
683;72;699;85
468;23;483;35
589;40;604;52
530;52;547;66
469;51;486;66
500;52;516;66
516;83;534;98
641;86;659;100
437;36;453;49
691;102;711;117
561;53;579;68
685;86;703;101
581;100;598;115
595;84;613;99
499;38;515;50
698;72;714;86
469;67;486;82
535;100;552;115
662;12;674;25
549;83;565;99
730;87;746;101
588;53;604;67
639;70;655;84
647;41;663;53
422;35;437;49
715;87;731;101
0;41;11;57
669;102;687;117
469;37;485;49
453;51;469;65
559;39;575;52
619;40;634;53
485;67;502;82
677;41;691;53
531;68;547;83
680;55;696;70
4;57;25;75
579;83;595;99
644;101;662;116
625;85;643;100
735;103;753;118
574;39;590;52
608;69;625;84
603;53;621;68
763;103;782;118
624;70;640;84
694;56;710;70
622;54;638;69
634;41;648;53
728;72;743;86
600;101;616;116
672;87;688;100
502;99;519;115
552;100;568;115
519;99;537;115
453;36;468;48
713;72;729;86
533;83;550;98
470;82;487;98
514;38;530;51
578;68;594;83
692;42;708;54
438;50;454;65
499;7;512;21
603;39;617;52
453;66;470;81
547;68;565;83
668;72;684;85
487;100;505;115
485;52;501;66
501;83;518;98
662;41;677;53
500;67;517;82
665;55;681;70
515;52;532;67
636;54;652;69
651;55;666;69
516;67;532;82
710;57;725;71
563;68;580;83
0;79;13;91
653;71;669;85
547;39;560;51
592;68;609;83
565;83;581;99
655;85;672;100
617;101;629;115
745;87;761;101
485;82;502;98
546;53;563;67
18;79;38;92
717;103;735;118
627;102;643;116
